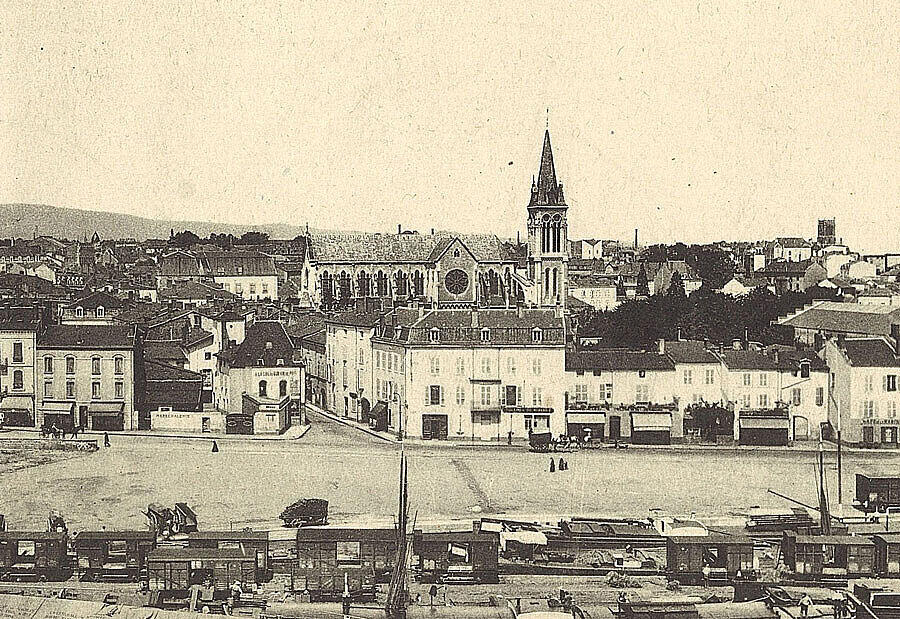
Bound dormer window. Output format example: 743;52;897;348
276;358;285;366
257;358;264;366
532;328;543;343
394;326;402;339
96;306;105;317
75;307;84;317
480;328;490;342
429;327;440;342
799;360;810;379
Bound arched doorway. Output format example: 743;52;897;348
793;416;810;441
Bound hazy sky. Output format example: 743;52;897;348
2;2;898;251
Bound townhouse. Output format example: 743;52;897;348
823;334;900;448
36;325;140;431
157;249;279;301
564;345;678;444
325;307;381;421
0;308;42;427
371;307;567;441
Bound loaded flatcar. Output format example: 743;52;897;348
856;475;900;513
147;546;256;596
0;531;69;581
73;530;156;582
781;532;875;580
413;530;500;584
665;534;755;584
187;530;269;580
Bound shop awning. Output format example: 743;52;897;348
567;412;606;424
40;401;75;414
739;417;789;429
631;412;672;431
0;395;32;412
88;402;124;416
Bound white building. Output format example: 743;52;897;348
568;275;618;311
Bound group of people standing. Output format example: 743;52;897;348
549;456;570;472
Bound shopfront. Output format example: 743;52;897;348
0;396;34;428
566;411;606;442
88;402;126;431
38;400;76;431
630;411;673;445
738;410;790;446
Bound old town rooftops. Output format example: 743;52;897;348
665;340;720;364
159;249;276;277
65;290;124;311
38;325;137;350
566;349;675;372
836;337;900;367
779;301;900;336
217;320;299;368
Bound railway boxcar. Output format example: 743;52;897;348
856;475;900;512
187;530;269;579
665;534;755;584
147;546;256;595
781;532;875;579
873;533;900;577
413;530;500;584
73;530;156;582
270;559;376;601
294;527;397;583
0;532;69;581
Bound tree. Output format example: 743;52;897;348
237;231;269;245
636;265;650;296
168;230;200;248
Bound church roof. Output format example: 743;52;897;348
529;130;566;207
308;232;512;265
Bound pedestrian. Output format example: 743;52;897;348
701;564;711;587
212;440;219;453
507;429;513;445
71;425;78;439
799;593;812;618
103;432;111;448
549;458;555;473
559;457;565;471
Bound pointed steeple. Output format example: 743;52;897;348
530;129;566;207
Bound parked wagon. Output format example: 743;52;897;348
872;533;900;577
780;532;875;580
855;475;900;513
147;546;256;596
73;530;156;582
665;534;755;584
270;559;376;602
187;530;270;580
0;531;70;581
413;530;500;584
294;526;397;583
280;498;328;527
529;431;553;453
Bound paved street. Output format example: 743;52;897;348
3;415;898;532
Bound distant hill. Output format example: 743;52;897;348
0;203;316;241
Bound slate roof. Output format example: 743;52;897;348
529;129;566;207
718;349;779;371
566;350;676;372
218;320;300;368
377;308;565;347
763;345;829;371
775;237;811;248
839;338;900;367
308;232;511;264
570;274;618;288
326;307;383;328
665;340;719;364
66;290;124;311
38;325;136;350
159;280;236;301
780;301;900;336
159;249;276;277
143;341;188;363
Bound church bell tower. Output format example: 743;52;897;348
526;129;569;307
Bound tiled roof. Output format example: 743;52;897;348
775;237;811;248
38;325;136;350
218;320;299;368
763;345;828;371
326;307;383;328
377;308;565;346
144;341;188;362
66;290;124;310
570;274;617;288
566;350;675;371
308;232;510;264
159;280;236;300
143;360;203;411
159;249;276;277
839;338;900;367
665;340;719;364
780;301;900;335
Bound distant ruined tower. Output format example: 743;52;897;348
526;129;569;307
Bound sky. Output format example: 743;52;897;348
2;1;898;251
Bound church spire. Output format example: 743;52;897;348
530;129;565;207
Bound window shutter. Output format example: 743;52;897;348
440;387;445;406
884;375;889;392
425;388;430;406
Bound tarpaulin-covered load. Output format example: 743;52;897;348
499;530;548;551
280;498;328;527
0;592;216;617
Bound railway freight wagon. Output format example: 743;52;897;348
187;531;270;580
873;533;900;577
147;547;256;595
295;527;397;582
73;530;156;582
780;532;875;579
856;475;900;512
0;532;70;581
665;534;755;584
412;530;500;584
270;558;375;602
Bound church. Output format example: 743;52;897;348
305;129;571;310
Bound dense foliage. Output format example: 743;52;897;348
578;286;815;349
641;243;736;290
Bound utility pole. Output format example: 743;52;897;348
836;401;842;507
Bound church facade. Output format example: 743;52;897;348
304;129;571;311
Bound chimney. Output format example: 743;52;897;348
773;348;780;365
676;327;682;341
431;228;435;235
657;339;665;355
732;339;742;350
516;305;523;318
265;341;273;349
398;224;401;234
471;308;479;328
634;228;638;249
